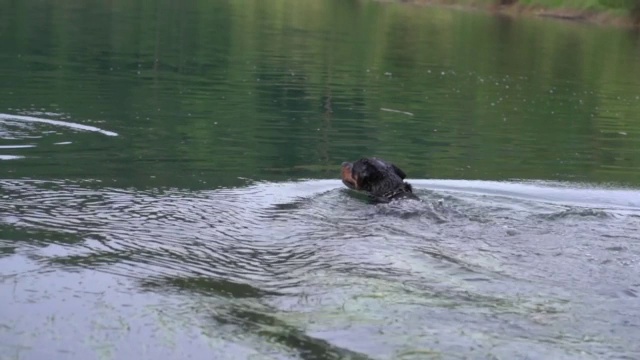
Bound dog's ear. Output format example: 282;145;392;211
391;164;407;179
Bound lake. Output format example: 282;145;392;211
1;0;640;359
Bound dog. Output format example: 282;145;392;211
340;157;419;203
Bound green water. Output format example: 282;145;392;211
2;0;640;186
1;1;640;359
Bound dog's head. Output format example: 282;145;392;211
341;157;413;201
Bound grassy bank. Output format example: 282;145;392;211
381;0;640;27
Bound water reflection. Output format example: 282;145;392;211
2;1;640;186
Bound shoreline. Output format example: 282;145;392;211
379;0;640;28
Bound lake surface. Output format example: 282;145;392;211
1;0;640;359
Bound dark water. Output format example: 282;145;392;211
1;0;640;359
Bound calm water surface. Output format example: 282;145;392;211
1;0;640;359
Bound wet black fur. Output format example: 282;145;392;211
343;157;418;203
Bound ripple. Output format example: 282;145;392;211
0;145;35;149
0;180;349;293
1;178;640;359
0;113;118;137
537;208;616;221
0;155;24;160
